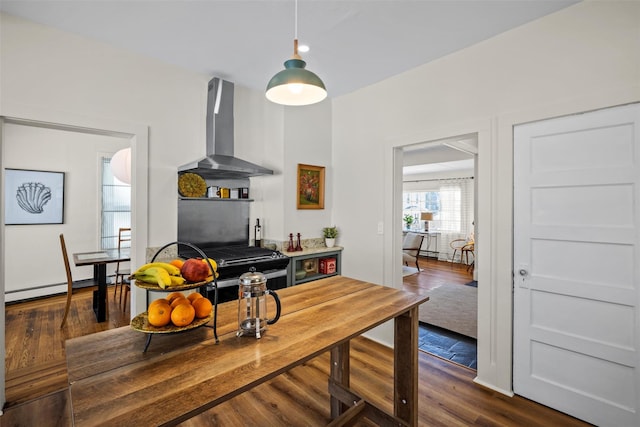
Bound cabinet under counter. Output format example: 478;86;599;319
284;246;343;286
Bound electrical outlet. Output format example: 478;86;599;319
377;222;384;235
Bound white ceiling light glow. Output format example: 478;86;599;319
111;147;131;185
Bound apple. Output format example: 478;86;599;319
180;258;210;282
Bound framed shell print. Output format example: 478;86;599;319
5;168;65;225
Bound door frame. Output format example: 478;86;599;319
0;104;149;411
384;121;493;389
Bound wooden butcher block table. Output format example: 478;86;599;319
65;276;428;426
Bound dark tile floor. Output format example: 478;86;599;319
418;322;477;370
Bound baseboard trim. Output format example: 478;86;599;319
473;377;514;397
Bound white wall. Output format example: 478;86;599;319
3;123;129;301
332;0;640;394
235;86;286;242
283;102;333;240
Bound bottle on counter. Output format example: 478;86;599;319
287;233;295;252
255;219;262;247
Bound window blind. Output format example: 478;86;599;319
101;157;131;249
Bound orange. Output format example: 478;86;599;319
171;303;195;327
170;297;190;309
192;297;213;318
169;258;184;269
166;291;185;304
148;302;171;327
148;298;169;310
187;292;203;303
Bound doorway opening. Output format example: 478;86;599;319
2;120;131;302
400;134;478;368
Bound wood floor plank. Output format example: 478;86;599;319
1;389;72;427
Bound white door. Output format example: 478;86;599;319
513;103;640;426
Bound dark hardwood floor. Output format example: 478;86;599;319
402;256;474;294
2;270;591;426
403;256;478;369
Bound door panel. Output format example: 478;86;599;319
513;103;640;426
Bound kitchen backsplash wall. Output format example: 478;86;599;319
262;237;326;253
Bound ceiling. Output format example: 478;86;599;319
0;0;579;99
403;158;474;176
403;135;477;176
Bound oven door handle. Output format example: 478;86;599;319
262;269;288;280
212;268;288;289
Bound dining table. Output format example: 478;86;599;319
65;276;428;426
72;247;131;322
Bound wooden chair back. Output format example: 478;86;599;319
115;227;132;309
60;234;74;294
118;227;131;250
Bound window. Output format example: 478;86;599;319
101;157;131;249
403;177;474;261
402;178;473;234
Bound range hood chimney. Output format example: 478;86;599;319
178;77;273;179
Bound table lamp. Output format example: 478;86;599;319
421;212;434;231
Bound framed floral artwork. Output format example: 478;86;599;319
296;164;325;209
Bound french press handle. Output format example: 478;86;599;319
265;289;281;325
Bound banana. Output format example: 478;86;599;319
203;258;218;272
146;267;172;289
134;262;181;277
205;272;219;282
170;276;186;286
133;267;172;289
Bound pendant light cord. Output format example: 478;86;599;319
294;0;298;40
293;0;300;58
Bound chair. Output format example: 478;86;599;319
59;234;99;328
402;232;424;270
450;239;474;266
114;227;131;310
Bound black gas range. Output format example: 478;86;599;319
179;244;290;302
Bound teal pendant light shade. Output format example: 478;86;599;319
265;0;327;106
266;54;327;106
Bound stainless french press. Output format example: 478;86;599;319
237;268;281;338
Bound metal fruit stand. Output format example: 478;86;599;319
130;241;219;352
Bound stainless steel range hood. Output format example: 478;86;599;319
178;77;273;179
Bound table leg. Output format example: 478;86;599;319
330;342;350;418
394;306;419;426
92;263;108;322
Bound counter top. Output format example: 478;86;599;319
282;246;343;257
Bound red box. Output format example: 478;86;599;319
319;257;336;274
